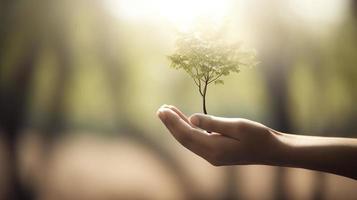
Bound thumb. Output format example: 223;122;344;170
189;113;239;138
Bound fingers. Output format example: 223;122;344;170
157;106;213;157
157;105;243;166
161;105;190;124
189;113;241;139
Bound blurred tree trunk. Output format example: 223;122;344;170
255;1;292;198
0;1;36;199
0;42;38;200
264;62;291;200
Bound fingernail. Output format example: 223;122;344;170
157;107;168;121
161;104;170;109
156;108;167;121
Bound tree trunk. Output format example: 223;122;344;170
202;82;208;114
202;95;207;114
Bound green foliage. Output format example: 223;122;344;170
168;31;258;113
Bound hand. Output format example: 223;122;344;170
157;105;357;179
156;105;285;166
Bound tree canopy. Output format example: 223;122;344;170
168;31;258;114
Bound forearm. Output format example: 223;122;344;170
275;131;357;179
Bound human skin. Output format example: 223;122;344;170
157;105;357;180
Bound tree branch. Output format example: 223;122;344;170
192;66;204;96
207;68;214;80
196;79;203;96
208;73;223;84
204;73;210;83
191;76;199;87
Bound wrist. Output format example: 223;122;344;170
266;130;298;167
270;131;313;169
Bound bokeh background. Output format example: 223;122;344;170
1;0;357;199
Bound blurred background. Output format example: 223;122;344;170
0;0;357;199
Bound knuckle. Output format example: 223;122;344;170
235;120;248;133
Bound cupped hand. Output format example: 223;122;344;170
157;105;285;166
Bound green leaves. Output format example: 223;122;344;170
168;30;258;99
214;80;224;85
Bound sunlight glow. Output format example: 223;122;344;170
287;0;348;25
106;0;233;31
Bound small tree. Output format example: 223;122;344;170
168;31;258;114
